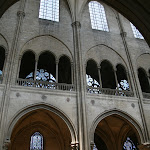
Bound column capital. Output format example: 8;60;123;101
71;21;81;28
98;66;101;70
3;140;11;150
17;11;25;17
70;142;79;150
56;59;59;65
138;143;150;150
35;55;39;62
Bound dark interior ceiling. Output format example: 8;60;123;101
0;0;150;46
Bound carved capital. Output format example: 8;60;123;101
120;32;127;37
56;59;59;65
17;11;25;17
3;140;11;150
138;143;150;150
71;142;79;150
71;21;81;28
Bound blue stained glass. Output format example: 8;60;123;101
123;137;137;150
30;132;43;150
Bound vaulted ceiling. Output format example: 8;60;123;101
0;0;150;46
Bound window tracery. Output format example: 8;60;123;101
123;137;137;150
30;132;43;150
118;80;129;91
26;69;56;82
39;0;59;22
89;1;109;31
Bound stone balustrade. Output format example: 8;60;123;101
16;78;75;91
87;86;134;97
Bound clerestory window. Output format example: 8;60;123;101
130;23;144;39
30;132;43;150
39;0;59;22
88;1;109;31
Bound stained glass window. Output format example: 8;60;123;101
123;137;137;150
30;132;43;150
86;74;100;88
118;80;129;91
89;1;109;31
130;23;144;39
39;0;59;22
26;69;56;82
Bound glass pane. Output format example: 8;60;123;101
39;0;59;22
89;1;109;31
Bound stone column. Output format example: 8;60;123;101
56;60;59;83
0;0;27;148
34;56;38;81
2;52;8;84
16;56;22;81
114;68;119;90
138;143;150;150
98;66;102;87
72;21;89;150
126;70;132;91
71;62;74;84
146;72;150;88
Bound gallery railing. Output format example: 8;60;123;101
142;92;150;99
16;78;75;91
87;86;134;97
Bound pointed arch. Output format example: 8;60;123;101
6;103;77;144
90;109;145;144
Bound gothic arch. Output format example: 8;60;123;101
6;103;78;144
89;109;145;144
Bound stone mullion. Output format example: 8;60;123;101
0;0;27;148
98;66;102;88
71;62;74;84
34;56;38;81
56;60;59;83
114;68;119;90
146;71;150;89
72;21;89;150
16;56;22;80
1;52;8;84
117;12;150;142
126;70;133;91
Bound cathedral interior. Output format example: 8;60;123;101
0;0;150;150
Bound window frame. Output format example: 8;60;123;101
39;0;60;22
88;1;109;32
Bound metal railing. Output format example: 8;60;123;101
16;78;75;91
87;86;134;97
143;92;150;99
